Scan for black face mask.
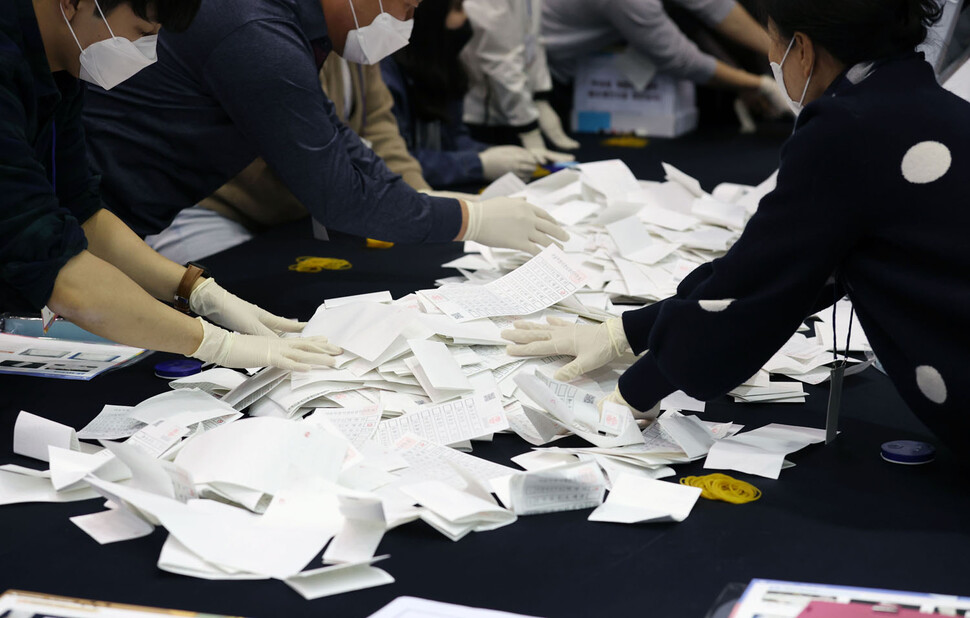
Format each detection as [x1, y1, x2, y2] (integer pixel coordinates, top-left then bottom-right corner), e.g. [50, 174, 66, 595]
[444, 20, 473, 55]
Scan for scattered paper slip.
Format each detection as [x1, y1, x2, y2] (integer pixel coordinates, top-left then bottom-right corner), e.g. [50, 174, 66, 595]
[588, 475, 701, 524]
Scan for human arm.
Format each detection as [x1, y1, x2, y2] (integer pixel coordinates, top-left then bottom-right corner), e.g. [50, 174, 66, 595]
[616, 111, 863, 411]
[357, 63, 432, 192]
[80, 208, 305, 336]
[46, 251, 339, 369]
[463, 0, 540, 130]
[503, 316, 631, 381]
[202, 21, 461, 243]
[606, 0, 734, 85]
[713, 2, 770, 56]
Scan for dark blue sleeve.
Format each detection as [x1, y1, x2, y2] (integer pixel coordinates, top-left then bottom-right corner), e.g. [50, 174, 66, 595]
[617, 109, 865, 411]
[53, 82, 103, 225]
[0, 71, 89, 309]
[445, 99, 488, 154]
[202, 21, 461, 243]
[413, 147, 485, 188]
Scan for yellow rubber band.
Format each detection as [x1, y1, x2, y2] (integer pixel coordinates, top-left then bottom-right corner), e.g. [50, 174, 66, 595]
[679, 473, 761, 504]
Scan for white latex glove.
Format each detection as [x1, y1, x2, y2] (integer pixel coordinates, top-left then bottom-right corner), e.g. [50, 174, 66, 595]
[478, 146, 538, 182]
[463, 197, 569, 255]
[536, 100, 580, 150]
[190, 318, 341, 371]
[502, 316, 630, 382]
[189, 278, 304, 337]
[757, 74, 795, 118]
[518, 128, 576, 165]
[597, 385, 661, 422]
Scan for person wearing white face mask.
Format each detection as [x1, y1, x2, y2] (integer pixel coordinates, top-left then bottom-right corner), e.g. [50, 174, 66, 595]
[0, 0, 344, 372]
[504, 0, 970, 463]
[81, 0, 568, 268]
[61, 0, 158, 90]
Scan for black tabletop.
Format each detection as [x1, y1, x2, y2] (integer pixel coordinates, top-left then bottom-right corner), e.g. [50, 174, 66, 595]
[2, 132, 968, 618]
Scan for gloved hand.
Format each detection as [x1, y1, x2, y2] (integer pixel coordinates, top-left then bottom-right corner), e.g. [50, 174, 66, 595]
[190, 318, 342, 371]
[189, 278, 304, 337]
[518, 128, 576, 165]
[757, 74, 795, 118]
[463, 197, 569, 255]
[536, 100, 580, 150]
[502, 316, 630, 382]
[597, 385, 661, 421]
[478, 146, 538, 182]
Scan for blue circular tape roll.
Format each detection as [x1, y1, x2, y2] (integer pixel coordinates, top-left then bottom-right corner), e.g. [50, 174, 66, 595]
[881, 440, 936, 465]
[155, 359, 203, 380]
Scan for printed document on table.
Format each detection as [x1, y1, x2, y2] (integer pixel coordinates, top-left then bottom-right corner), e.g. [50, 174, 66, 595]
[424, 246, 588, 322]
[704, 423, 826, 479]
[0, 332, 146, 380]
[376, 391, 508, 447]
[390, 433, 517, 489]
[513, 370, 644, 449]
[508, 461, 607, 515]
[303, 302, 416, 362]
[588, 474, 701, 524]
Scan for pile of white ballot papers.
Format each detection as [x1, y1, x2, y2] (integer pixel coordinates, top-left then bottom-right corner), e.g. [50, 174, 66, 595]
[1, 160, 861, 600]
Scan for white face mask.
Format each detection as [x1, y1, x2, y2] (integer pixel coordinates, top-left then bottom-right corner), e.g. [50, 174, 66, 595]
[342, 0, 413, 65]
[770, 37, 813, 116]
[61, 0, 157, 90]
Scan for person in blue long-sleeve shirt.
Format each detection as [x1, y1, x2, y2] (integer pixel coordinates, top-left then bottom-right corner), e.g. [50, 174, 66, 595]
[381, 0, 539, 189]
[81, 0, 566, 256]
[504, 0, 970, 459]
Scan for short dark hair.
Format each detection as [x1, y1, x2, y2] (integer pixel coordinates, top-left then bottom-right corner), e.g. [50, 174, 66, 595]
[761, 0, 943, 66]
[99, 0, 201, 32]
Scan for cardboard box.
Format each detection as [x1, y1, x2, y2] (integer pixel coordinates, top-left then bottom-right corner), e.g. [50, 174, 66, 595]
[571, 51, 698, 138]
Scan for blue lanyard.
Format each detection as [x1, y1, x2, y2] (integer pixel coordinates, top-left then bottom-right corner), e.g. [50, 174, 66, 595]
[51, 120, 57, 192]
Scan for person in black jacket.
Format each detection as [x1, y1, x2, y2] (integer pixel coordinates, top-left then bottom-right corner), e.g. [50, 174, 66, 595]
[0, 0, 339, 371]
[505, 0, 970, 456]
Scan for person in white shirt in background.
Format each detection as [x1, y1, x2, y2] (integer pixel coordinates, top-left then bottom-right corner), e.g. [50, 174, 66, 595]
[460, 0, 580, 163]
[541, 0, 791, 117]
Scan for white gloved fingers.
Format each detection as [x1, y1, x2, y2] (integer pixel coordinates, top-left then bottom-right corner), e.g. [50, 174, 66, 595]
[282, 345, 337, 369]
[542, 150, 576, 163]
[528, 150, 551, 165]
[296, 334, 342, 352]
[512, 320, 556, 331]
[537, 100, 581, 150]
[259, 313, 307, 334]
[553, 359, 587, 382]
[291, 338, 343, 356]
[272, 356, 313, 372]
[534, 218, 569, 242]
[506, 340, 562, 357]
[547, 133, 580, 150]
[513, 161, 537, 180]
[545, 316, 573, 327]
[529, 205, 557, 223]
[528, 231, 554, 249]
[501, 328, 552, 344]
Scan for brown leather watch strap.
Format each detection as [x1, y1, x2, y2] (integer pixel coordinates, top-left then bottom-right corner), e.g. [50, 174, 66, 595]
[174, 264, 206, 313]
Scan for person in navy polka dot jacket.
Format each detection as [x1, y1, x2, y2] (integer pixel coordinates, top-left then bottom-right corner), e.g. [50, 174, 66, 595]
[504, 0, 970, 456]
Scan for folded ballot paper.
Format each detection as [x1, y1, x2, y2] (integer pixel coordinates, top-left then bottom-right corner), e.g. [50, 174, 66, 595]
[0, 160, 865, 601]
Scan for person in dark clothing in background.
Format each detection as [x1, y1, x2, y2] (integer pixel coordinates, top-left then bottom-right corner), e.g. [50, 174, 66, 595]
[0, 0, 340, 371]
[505, 0, 970, 459]
[382, 0, 538, 188]
[81, 0, 567, 258]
